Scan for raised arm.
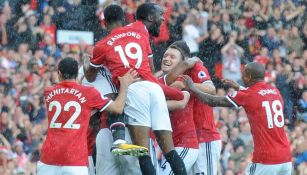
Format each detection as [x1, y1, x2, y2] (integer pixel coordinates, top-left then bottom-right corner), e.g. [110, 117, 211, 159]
[83, 54, 99, 82]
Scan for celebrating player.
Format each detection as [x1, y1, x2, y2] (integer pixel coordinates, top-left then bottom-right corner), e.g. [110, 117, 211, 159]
[37, 57, 138, 175]
[183, 62, 292, 175]
[158, 41, 199, 174]
[163, 41, 221, 175]
[85, 3, 188, 175]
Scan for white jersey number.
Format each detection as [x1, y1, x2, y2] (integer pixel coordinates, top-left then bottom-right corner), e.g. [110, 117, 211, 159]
[114, 42, 143, 69]
[262, 100, 284, 129]
[49, 101, 81, 129]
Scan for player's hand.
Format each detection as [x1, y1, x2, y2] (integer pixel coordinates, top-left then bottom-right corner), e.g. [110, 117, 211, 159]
[185, 56, 202, 69]
[182, 75, 196, 90]
[222, 79, 240, 91]
[118, 69, 140, 87]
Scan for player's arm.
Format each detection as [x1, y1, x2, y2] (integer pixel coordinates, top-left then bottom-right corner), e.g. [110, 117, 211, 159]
[83, 54, 99, 82]
[104, 69, 139, 114]
[165, 57, 202, 85]
[148, 54, 155, 73]
[183, 75, 233, 107]
[194, 81, 216, 95]
[167, 91, 190, 111]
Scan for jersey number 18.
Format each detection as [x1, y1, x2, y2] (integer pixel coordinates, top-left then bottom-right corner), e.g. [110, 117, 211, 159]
[262, 100, 284, 129]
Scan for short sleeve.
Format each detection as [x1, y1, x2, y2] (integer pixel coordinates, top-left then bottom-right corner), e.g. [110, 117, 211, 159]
[90, 45, 105, 68]
[190, 63, 211, 83]
[226, 90, 248, 109]
[87, 87, 113, 112]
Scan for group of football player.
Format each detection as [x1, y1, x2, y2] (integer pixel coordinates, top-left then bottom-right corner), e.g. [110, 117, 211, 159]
[37, 2, 293, 175]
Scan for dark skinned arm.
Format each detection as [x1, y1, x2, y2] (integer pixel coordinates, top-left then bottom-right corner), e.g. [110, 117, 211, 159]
[83, 55, 99, 82]
[183, 75, 233, 107]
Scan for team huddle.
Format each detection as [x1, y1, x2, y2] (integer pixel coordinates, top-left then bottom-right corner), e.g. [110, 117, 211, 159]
[37, 2, 292, 175]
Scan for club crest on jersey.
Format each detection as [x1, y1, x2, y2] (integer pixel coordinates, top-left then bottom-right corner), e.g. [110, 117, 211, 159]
[229, 91, 238, 98]
[198, 71, 207, 79]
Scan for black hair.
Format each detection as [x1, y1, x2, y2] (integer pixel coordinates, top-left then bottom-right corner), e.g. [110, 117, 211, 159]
[58, 57, 78, 80]
[104, 4, 124, 23]
[136, 2, 157, 21]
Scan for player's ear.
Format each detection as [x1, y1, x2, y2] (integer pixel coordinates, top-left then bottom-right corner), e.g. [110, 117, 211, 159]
[58, 71, 63, 81]
[147, 14, 154, 22]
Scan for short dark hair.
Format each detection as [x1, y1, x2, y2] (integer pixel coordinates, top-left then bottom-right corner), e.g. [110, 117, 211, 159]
[58, 57, 78, 80]
[168, 41, 191, 59]
[104, 4, 124, 23]
[136, 3, 156, 21]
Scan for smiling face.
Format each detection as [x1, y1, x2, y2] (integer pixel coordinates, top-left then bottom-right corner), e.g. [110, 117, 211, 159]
[161, 48, 183, 73]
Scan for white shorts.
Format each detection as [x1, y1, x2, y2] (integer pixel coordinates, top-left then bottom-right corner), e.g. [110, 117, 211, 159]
[88, 156, 95, 175]
[125, 81, 172, 131]
[37, 161, 88, 175]
[191, 140, 222, 175]
[159, 147, 199, 175]
[95, 128, 141, 175]
[245, 162, 292, 175]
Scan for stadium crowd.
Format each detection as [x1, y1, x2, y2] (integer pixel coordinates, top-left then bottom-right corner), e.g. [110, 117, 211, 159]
[0, 0, 306, 174]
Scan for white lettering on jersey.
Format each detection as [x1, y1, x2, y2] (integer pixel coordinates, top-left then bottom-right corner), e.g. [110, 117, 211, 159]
[258, 89, 277, 96]
[107, 32, 141, 46]
[46, 88, 87, 103]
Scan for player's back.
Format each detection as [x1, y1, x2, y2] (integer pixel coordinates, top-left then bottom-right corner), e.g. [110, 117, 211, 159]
[238, 82, 291, 164]
[92, 21, 152, 84]
[41, 81, 109, 166]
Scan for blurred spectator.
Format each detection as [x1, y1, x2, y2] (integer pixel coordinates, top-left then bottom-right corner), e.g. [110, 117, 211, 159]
[287, 26, 305, 56]
[276, 63, 296, 123]
[221, 30, 243, 83]
[297, 91, 307, 122]
[182, 9, 201, 56]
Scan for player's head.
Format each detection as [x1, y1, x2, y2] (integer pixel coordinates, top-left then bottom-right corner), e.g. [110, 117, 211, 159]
[242, 62, 265, 86]
[136, 3, 164, 37]
[104, 4, 125, 31]
[57, 57, 79, 81]
[161, 41, 190, 73]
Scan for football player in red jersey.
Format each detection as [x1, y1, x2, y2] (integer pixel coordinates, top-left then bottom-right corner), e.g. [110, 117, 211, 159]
[85, 3, 188, 175]
[37, 57, 138, 175]
[163, 42, 221, 175]
[183, 62, 292, 175]
[158, 41, 199, 174]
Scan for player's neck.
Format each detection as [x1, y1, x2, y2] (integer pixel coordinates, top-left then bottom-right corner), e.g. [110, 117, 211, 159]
[106, 23, 122, 33]
[248, 79, 263, 87]
[60, 79, 76, 83]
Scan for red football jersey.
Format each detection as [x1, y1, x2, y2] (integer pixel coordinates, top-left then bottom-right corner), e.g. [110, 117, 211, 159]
[90, 21, 183, 101]
[41, 81, 112, 166]
[189, 63, 221, 143]
[226, 81, 291, 164]
[159, 77, 198, 149]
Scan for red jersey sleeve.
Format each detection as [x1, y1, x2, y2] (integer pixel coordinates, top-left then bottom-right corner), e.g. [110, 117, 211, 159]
[226, 89, 248, 109]
[90, 45, 105, 68]
[190, 63, 211, 83]
[87, 87, 112, 112]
